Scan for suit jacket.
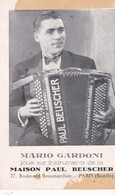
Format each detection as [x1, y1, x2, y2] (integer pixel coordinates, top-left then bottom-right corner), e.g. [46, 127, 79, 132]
[9, 50, 96, 145]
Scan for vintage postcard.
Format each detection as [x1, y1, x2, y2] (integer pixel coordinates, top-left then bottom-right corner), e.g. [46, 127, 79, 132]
[0, 0, 115, 191]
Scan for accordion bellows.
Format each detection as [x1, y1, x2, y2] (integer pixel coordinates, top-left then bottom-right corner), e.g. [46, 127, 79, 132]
[33, 68, 111, 145]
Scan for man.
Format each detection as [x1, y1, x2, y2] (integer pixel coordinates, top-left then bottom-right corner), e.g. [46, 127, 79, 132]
[10, 10, 97, 146]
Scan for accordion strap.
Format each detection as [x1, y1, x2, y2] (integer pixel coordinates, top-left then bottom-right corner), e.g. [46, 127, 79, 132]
[12, 75, 33, 90]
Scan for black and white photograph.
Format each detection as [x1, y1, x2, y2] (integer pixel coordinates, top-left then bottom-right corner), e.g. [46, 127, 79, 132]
[9, 10, 115, 146]
[1, 0, 115, 190]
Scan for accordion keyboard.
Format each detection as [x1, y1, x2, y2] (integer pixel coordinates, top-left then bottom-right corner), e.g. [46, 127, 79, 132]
[33, 74, 49, 138]
[91, 80, 108, 143]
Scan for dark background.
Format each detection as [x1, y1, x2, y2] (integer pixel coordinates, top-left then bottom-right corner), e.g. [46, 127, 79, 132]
[9, 10, 115, 145]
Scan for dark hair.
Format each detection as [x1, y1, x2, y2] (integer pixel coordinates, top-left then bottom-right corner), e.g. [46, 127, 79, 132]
[33, 11, 61, 32]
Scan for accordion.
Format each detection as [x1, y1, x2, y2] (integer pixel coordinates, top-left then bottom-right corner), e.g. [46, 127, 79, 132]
[33, 68, 111, 145]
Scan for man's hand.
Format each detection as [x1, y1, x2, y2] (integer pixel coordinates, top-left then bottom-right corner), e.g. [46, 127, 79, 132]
[19, 98, 42, 121]
[95, 107, 115, 126]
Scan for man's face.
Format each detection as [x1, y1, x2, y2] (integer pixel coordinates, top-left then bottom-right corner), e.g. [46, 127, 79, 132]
[34, 18, 66, 57]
